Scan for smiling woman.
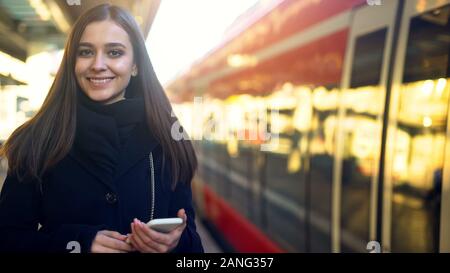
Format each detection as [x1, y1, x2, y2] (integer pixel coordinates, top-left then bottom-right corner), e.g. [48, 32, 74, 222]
[75, 20, 137, 104]
[0, 4, 203, 253]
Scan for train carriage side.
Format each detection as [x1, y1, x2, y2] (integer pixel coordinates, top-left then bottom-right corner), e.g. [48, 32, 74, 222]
[170, 0, 450, 253]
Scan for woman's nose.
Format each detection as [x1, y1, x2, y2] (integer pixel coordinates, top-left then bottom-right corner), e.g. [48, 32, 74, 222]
[91, 54, 107, 71]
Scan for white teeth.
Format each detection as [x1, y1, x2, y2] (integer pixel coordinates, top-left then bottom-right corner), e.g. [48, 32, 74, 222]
[89, 78, 113, 84]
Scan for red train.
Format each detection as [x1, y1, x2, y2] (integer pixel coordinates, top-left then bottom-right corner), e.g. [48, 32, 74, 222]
[168, 0, 450, 252]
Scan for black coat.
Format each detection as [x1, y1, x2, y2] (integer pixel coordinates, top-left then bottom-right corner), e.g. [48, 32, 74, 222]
[0, 100, 204, 253]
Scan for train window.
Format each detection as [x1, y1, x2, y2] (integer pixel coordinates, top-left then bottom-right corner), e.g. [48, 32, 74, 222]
[403, 6, 450, 83]
[390, 4, 450, 252]
[341, 28, 388, 252]
[350, 28, 387, 88]
[306, 85, 340, 252]
[263, 84, 310, 252]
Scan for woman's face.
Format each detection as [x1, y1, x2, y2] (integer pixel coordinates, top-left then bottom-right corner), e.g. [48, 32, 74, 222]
[75, 20, 136, 105]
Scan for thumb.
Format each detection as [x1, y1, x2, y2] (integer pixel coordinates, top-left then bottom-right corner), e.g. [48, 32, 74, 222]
[177, 208, 187, 222]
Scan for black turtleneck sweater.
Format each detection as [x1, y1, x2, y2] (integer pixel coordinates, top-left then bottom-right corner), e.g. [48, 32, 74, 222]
[73, 91, 146, 182]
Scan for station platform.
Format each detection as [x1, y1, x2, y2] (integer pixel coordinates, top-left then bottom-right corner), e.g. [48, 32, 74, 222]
[195, 218, 223, 253]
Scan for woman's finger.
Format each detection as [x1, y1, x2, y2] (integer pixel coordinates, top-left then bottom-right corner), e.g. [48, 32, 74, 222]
[98, 232, 135, 252]
[131, 222, 158, 253]
[134, 220, 166, 250]
[177, 208, 187, 221]
[101, 230, 128, 241]
[91, 243, 126, 253]
[138, 220, 180, 252]
[175, 209, 188, 232]
[101, 230, 134, 250]
[139, 221, 172, 245]
[130, 222, 148, 251]
[136, 220, 172, 252]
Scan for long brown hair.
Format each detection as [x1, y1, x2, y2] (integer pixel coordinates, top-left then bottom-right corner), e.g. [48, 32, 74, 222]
[0, 4, 197, 188]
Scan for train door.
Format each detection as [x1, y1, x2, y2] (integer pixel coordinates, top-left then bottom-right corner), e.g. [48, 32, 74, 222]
[383, 0, 450, 253]
[333, 0, 400, 252]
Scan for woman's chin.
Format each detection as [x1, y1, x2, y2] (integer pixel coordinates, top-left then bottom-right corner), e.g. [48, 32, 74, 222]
[85, 91, 122, 104]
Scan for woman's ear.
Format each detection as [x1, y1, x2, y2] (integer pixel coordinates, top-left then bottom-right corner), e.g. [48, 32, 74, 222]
[132, 65, 138, 77]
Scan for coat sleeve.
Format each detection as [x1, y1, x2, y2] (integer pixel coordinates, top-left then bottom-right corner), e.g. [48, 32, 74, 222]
[168, 177, 204, 253]
[0, 175, 105, 253]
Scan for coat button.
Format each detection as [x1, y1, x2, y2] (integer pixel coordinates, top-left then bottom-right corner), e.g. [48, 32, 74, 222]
[105, 193, 117, 204]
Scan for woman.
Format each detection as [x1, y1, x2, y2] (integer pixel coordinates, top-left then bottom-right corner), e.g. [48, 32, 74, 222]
[0, 4, 203, 253]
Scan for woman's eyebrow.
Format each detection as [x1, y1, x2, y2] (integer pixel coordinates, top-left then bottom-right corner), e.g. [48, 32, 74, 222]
[105, 42, 126, 48]
[77, 42, 126, 48]
[78, 42, 93, 48]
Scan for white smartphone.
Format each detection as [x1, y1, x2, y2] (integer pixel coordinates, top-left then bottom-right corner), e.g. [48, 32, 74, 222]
[146, 217, 184, 233]
[126, 217, 184, 243]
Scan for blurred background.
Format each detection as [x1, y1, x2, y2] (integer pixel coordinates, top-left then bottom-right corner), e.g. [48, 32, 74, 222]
[0, 0, 449, 253]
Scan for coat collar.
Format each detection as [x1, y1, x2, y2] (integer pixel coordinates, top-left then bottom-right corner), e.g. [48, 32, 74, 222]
[68, 101, 159, 191]
[114, 120, 159, 179]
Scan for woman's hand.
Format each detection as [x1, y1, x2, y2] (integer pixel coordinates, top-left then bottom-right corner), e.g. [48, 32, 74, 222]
[128, 209, 187, 253]
[90, 230, 136, 253]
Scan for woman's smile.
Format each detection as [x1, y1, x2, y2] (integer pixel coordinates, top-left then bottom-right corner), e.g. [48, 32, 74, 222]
[86, 76, 116, 89]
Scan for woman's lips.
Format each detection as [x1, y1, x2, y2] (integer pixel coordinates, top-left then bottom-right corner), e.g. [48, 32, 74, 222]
[86, 77, 115, 88]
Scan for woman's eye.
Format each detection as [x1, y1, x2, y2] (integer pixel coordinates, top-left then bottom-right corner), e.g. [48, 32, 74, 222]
[78, 49, 93, 57]
[109, 49, 124, 57]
